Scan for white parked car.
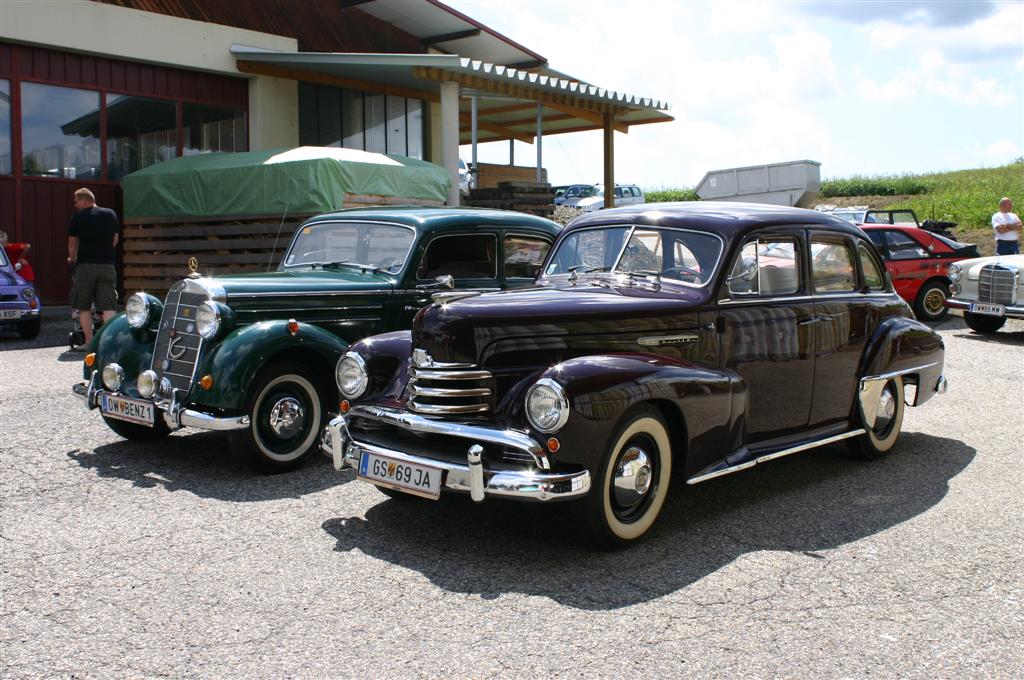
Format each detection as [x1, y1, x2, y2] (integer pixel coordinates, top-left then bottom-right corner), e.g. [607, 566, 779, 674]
[946, 254, 1024, 333]
[576, 184, 645, 212]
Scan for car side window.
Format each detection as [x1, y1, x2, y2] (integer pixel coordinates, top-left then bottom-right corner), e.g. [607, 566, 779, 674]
[504, 234, 551, 279]
[865, 230, 887, 256]
[858, 242, 885, 291]
[884, 230, 929, 260]
[728, 237, 800, 297]
[417, 233, 497, 279]
[811, 237, 857, 293]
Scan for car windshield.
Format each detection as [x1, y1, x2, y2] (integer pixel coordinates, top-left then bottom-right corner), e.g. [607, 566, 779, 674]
[0, 248, 9, 268]
[543, 225, 724, 286]
[282, 221, 415, 272]
[832, 210, 865, 224]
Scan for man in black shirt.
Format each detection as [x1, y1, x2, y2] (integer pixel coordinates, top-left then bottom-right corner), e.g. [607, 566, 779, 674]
[68, 187, 119, 348]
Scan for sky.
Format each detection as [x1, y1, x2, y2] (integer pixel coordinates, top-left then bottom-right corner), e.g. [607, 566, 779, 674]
[448, 0, 1024, 189]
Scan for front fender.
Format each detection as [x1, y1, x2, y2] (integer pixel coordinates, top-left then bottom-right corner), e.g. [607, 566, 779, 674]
[349, 330, 413, 404]
[529, 353, 742, 476]
[860, 316, 945, 406]
[193, 320, 348, 411]
[85, 313, 158, 395]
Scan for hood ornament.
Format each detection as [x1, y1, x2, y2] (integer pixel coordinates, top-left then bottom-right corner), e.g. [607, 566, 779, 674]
[187, 256, 200, 279]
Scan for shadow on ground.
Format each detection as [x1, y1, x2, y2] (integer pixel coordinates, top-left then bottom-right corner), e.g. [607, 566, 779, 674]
[322, 432, 973, 610]
[68, 430, 349, 501]
[929, 312, 1024, 345]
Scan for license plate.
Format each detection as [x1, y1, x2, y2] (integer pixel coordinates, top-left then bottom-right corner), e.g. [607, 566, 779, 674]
[357, 450, 442, 500]
[969, 302, 1005, 317]
[100, 394, 155, 426]
[0, 309, 23, 320]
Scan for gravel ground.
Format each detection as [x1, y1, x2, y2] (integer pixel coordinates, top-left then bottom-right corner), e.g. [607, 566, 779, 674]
[1, 313, 1022, 678]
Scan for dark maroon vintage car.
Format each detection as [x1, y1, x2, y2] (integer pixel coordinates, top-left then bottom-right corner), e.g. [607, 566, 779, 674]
[321, 202, 947, 547]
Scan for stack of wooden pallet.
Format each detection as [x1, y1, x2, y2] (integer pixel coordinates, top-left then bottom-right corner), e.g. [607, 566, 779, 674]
[464, 180, 555, 217]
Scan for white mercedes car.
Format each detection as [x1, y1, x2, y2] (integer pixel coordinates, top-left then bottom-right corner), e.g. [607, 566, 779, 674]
[946, 253, 1024, 333]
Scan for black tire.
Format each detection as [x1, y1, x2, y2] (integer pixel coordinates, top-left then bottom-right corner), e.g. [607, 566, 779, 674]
[578, 406, 673, 549]
[102, 415, 171, 442]
[230, 362, 326, 474]
[963, 312, 1006, 334]
[913, 281, 949, 321]
[850, 376, 905, 460]
[17, 317, 41, 339]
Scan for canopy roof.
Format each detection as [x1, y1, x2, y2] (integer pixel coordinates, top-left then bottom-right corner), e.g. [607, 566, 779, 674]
[122, 147, 450, 219]
[231, 48, 673, 144]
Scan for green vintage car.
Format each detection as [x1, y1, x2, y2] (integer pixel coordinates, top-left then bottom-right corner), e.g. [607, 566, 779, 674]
[72, 207, 561, 471]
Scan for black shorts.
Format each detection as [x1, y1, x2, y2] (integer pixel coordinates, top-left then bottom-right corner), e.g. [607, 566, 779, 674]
[70, 263, 117, 311]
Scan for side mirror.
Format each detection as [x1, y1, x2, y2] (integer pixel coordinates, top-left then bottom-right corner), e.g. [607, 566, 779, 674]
[727, 256, 758, 283]
[436, 274, 454, 289]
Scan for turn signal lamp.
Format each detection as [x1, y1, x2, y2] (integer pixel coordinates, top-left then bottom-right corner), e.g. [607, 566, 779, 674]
[287, 319, 299, 336]
[84, 353, 96, 367]
[339, 399, 351, 414]
[547, 437, 560, 453]
[200, 375, 214, 390]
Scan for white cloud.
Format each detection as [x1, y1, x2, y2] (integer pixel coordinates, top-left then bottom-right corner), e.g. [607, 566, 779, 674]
[981, 139, 1022, 162]
[858, 77, 915, 101]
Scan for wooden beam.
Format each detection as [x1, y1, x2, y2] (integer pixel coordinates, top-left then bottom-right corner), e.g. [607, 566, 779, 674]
[546, 102, 628, 133]
[339, 0, 374, 6]
[237, 61, 440, 102]
[499, 112, 574, 127]
[475, 102, 537, 116]
[421, 28, 481, 46]
[458, 112, 533, 143]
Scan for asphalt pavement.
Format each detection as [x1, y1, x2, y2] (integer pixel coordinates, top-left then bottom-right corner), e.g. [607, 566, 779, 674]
[1, 313, 1021, 678]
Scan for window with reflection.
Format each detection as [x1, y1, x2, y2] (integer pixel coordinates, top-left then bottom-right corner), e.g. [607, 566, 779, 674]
[418, 234, 497, 280]
[183, 104, 245, 155]
[0, 80, 10, 175]
[106, 94, 177, 180]
[883, 230, 929, 260]
[505, 234, 551, 279]
[729, 238, 800, 296]
[298, 83, 424, 158]
[859, 243, 885, 290]
[811, 238, 857, 292]
[21, 82, 101, 178]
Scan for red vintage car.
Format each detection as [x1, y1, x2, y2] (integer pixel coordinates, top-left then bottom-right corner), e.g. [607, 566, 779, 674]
[860, 224, 978, 321]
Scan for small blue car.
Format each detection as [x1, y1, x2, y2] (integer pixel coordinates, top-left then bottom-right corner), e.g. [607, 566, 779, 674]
[0, 247, 41, 339]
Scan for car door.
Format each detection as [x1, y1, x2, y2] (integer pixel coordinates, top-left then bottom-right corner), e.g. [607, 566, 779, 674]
[808, 233, 874, 427]
[879, 229, 932, 302]
[718, 229, 816, 442]
[391, 229, 502, 329]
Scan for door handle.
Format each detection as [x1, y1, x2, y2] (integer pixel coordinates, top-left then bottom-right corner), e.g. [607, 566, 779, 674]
[798, 316, 822, 326]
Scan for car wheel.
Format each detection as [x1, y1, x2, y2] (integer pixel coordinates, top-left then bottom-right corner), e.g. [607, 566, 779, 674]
[102, 415, 171, 442]
[914, 281, 949, 321]
[17, 317, 41, 339]
[231, 363, 325, 473]
[578, 406, 672, 549]
[851, 376, 905, 460]
[963, 312, 1007, 334]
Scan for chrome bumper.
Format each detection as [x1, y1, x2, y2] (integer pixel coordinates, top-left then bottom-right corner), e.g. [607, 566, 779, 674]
[320, 407, 590, 503]
[946, 298, 1024, 318]
[72, 371, 250, 432]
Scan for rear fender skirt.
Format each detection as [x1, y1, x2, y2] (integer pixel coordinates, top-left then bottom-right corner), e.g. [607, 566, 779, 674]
[858, 317, 945, 409]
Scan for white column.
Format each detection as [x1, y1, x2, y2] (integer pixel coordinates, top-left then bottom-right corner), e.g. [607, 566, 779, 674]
[470, 95, 478, 192]
[440, 80, 461, 206]
[536, 104, 543, 182]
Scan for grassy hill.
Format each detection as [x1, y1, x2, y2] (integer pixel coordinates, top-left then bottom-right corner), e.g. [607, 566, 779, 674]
[645, 162, 1023, 235]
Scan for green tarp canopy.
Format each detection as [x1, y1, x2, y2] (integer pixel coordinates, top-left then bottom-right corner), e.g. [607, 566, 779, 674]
[122, 147, 450, 219]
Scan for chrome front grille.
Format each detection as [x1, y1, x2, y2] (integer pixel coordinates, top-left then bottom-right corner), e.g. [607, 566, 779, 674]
[151, 281, 208, 392]
[978, 265, 1017, 304]
[408, 351, 493, 415]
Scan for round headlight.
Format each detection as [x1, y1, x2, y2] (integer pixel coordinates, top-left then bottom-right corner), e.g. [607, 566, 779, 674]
[525, 378, 570, 433]
[137, 369, 158, 398]
[20, 287, 35, 301]
[196, 301, 221, 340]
[948, 263, 961, 282]
[102, 363, 124, 391]
[125, 293, 150, 328]
[336, 352, 368, 399]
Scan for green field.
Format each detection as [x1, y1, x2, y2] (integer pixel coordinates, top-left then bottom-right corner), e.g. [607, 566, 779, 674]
[645, 162, 1023, 232]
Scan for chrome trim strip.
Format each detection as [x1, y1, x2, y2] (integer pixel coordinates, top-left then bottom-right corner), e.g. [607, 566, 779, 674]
[862, 361, 939, 384]
[226, 290, 396, 299]
[859, 362, 942, 421]
[339, 404, 549, 470]
[177, 409, 250, 431]
[411, 349, 474, 369]
[719, 292, 899, 305]
[410, 385, 492, 398]
[323, 423, 587, 502]
[637, 333, 699, 346]
[687, 429, 867, 485]
[406, 402, 490, 415]
[412, 368, 492, 380]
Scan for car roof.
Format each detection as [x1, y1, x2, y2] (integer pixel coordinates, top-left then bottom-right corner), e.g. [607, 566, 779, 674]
[564, 201, 864, 240]
[303, 206, 562, 236]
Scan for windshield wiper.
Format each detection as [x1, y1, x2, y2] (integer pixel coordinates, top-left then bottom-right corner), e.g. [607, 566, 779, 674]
[320, 260, 392, 274]
[567, 264, 610, 284]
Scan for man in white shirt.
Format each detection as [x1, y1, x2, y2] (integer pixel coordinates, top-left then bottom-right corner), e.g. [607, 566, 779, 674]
[992, 197, 1021, 255]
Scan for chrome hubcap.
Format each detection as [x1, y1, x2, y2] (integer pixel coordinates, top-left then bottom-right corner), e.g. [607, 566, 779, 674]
[613, 446, 653, 509]
[268, 397, 305, 438]
[874, 387, 896, 434]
